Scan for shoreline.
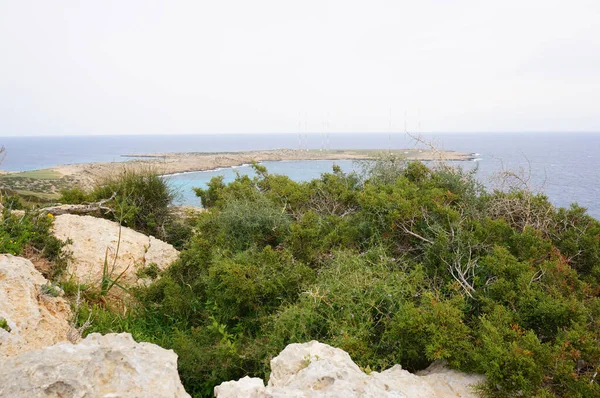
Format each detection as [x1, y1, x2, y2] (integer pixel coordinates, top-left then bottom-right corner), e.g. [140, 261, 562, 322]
[0, 148, 475, 198]
[159, 155, 476, 178]
[53, 148, 475, 179]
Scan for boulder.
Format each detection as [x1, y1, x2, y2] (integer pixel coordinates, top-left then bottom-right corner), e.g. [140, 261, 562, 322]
[215, 341, 485, 398]
[0, 254, 73, 358]
[0, 333, 191, 398]
[52, 214, 179, 286]
[215, 377, 266, 398]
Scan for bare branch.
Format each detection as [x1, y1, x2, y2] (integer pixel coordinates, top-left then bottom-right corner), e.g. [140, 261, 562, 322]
[401, 226, 434, 244]
[39, 192, 117, 216]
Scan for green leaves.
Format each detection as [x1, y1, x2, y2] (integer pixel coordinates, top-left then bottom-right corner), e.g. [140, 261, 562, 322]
[77, 160, 600, 397]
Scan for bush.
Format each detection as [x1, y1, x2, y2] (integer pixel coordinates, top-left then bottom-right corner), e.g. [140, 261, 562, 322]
[90, 166, 176, 240]
[2, 195, 25, 210]
[206, 197, 291, 252]
[58, 187, 91, 204]
[207, 246, 313, 331]
[73, 160, 600, 397]
[0, 210, 69, 277]
[269, 248, 427, 370]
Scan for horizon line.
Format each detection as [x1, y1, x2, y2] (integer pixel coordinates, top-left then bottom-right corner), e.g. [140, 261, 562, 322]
[2, 130, 600, 138]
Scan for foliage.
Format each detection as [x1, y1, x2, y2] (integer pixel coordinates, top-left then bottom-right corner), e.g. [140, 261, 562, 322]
[0, 209, 68, 276]
[58, 187, 91, 204]
[70, 160, 600, 397]
[136, 262, 160, 280]
[0, 317, 10, 332]
[203, 197, 290, 251]
[40, 282, 62, 297]
[2, 194, 25, 210]
[92, 167, 176, 239]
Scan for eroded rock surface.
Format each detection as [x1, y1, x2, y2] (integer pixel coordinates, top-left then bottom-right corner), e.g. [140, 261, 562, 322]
[215, 341, 485, 398]
[52, 214, 179, 286]
[0, 254, 72, 358]
[0, 333, 191, 398]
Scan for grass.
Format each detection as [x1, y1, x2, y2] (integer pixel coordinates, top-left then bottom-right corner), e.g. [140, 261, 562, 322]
[1, 169, 63, 180]
[13, 190, 59, 200]
[0, 168, 72, 203]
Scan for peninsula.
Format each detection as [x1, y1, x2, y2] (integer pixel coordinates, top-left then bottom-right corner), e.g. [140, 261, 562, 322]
[0, 148, 475, 200]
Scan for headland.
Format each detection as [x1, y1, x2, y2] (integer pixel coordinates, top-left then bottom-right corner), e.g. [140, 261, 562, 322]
[0, 148, 475, 201]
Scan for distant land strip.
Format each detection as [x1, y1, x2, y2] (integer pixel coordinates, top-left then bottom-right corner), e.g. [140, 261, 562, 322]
[118, 148, 475, 172]
[0, 148, 475, 199]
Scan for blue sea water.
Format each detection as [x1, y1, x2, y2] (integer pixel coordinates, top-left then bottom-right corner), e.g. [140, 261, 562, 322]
[1, 133, 599, 218]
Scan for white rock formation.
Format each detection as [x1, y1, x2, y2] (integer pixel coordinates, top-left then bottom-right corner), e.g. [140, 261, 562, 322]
[0, 254, 73, 358]
[52, 214, 179, 286]
[216, 377, 267, 398]
[0, 333, 191, 398]
[214, 341, 485, 398]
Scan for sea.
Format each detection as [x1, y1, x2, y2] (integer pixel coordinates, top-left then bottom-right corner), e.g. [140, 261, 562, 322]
[1, 133, 599, 219]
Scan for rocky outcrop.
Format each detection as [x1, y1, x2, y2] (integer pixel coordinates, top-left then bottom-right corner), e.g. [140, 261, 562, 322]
[0, 332, 191, 398]
[0, 254, 73, 358]
[52, 214, 179, 286]
[215, 341, 485, 398]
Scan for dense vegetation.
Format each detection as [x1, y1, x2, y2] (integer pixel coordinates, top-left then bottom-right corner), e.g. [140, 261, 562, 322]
[4, 157, 600, 397]
[69, 159, 600, 397]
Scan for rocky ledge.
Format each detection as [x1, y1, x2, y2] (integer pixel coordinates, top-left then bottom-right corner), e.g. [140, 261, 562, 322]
[215, 341, 485, 398]
[0, 333, 190, 398]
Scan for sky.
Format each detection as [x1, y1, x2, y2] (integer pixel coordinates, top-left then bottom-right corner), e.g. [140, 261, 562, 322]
[1, 0, 599, 136]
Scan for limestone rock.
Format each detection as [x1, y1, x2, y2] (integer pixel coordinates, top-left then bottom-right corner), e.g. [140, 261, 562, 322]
[0, 332, 191, 398]
[214, 377, 266, 398]
[52, 214, 179, 286]
[0, 254, 72, 358]
[215, 341, 485, 398]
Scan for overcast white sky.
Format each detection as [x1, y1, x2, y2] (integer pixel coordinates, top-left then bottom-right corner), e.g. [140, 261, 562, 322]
[1, 0, 599, 136]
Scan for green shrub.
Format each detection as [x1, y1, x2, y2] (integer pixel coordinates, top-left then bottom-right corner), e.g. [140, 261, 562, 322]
[90, 166, 176, 240]
[0, 209, 69, 280]
[207, 246, 313, 331]
[163, 219, 195, 251]
[382, 294, 473, 371]
[269, 248, 427, 370]
[58, 187, 91, 204]
[136, 263, 160, 280]
[194, 175, 226, 208]
[356, 153, 407, 185]
[135, 236, 214, 328]
[470, 305, 551, 397]
[208, 197, 290, 252]
[0, 211, 67, 265]
[2, 195, 24, 210]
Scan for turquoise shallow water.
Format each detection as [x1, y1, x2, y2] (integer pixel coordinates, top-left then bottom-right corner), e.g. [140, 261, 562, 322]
[167, 159, 359, 207]
[1, 133, 599, 218]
